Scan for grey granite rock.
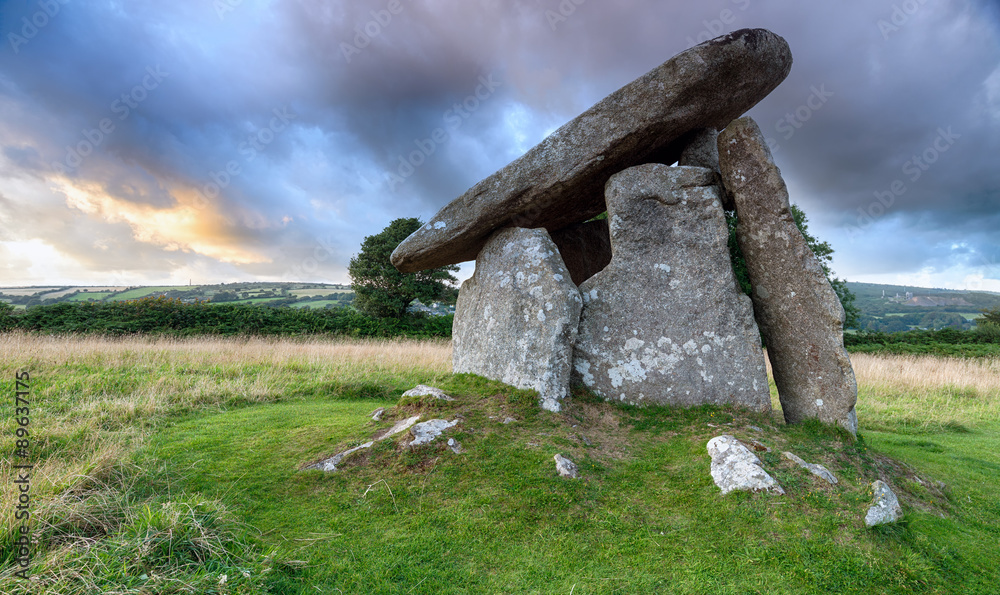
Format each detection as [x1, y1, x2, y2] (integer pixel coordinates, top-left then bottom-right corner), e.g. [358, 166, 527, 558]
[453, 227, 582, 412]
[554, 454, 579, 479]
[305, 442, 374, 472]
[549, 219, 612, 286]
[717, 117, 859, 435]
[391, 29, 793, 273]
[375, 415, 422, 441]
[865, 480, 903, 526]
[707, 435, 784, 495]
[409, 419, 459, 446]
[572, 164, 770, 410]
[401, 385, 454, 401]
[782, 451, 838, 484]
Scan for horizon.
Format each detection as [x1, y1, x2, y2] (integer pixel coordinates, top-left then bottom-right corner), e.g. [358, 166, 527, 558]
[1, 1, 998, 291]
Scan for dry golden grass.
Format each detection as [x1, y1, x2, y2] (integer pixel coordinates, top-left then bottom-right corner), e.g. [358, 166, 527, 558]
[850, 352, 1000, 428]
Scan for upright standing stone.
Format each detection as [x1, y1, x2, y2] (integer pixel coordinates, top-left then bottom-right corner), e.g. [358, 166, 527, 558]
[572, 164, 770, 411]
[717, 117, 859, 435]
[453, 227, 582, 412]
[391, 29, 793, 273]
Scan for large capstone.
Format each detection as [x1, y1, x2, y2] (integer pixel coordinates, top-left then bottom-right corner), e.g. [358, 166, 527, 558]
[717, 117, 859, 435]
[453, 227, 583, 412]
[391, 29, 793, 273]
[572, 164, 771, 411]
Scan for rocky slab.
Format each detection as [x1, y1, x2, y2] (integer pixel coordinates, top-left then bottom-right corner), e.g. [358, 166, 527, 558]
[707, 435, 784, 495]
[453, 227, 582, 412]
[865, 480, 903, 526]
[391, 29, 793, 273]
[717, 117, 859, 435]
[782, 451, 838, 485]
[572, 164, 770, 410]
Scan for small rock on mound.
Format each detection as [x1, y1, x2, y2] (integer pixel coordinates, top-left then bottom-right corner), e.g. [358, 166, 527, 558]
[402, 385, 454, 401]
[409, 419, 459, 446]
[865, 480, 903, 527]
[707, 435, 784, 495]
[782, 451, 838, 485]
[554, 454, 579, 479]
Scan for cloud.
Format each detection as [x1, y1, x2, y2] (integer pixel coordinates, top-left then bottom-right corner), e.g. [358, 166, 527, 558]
[0, 0, 997, 289]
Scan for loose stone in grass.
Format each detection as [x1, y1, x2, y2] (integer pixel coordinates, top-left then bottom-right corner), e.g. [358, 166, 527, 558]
[371, 407, 386, 421]
[782, 451, 838, 485]
[376, 415, 422, 441]
[706, 435, 784, 495]
[865, 480, 903, 527]
[554, 454, 579, 479]
[409, 419, 459, 446]
[447, 438, 463, 454]
[402, 385, 454, 401]
[305, 442, 374, 472]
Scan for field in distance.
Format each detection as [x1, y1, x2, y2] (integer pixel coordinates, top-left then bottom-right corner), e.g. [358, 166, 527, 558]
[0, 282, 355, 310]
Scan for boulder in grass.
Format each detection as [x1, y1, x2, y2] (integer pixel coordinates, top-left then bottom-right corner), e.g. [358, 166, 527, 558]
[707, 435, 784, 495]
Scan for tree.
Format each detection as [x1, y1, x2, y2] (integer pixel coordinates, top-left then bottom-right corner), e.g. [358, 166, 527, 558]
[349, 218, 459, 319]
[727, 204, 860, 328]
[982, 306, 1000, 326]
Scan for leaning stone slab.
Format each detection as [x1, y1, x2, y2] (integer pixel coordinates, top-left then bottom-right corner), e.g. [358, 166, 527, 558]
[707, 435, 784, 495]
[572, 164, 770, 411]
[375, 415, 422, 441]
[865, 480, 903, 526]
[409, 419, 459, 446]
[305, 442, 374, 472]
[401, 385, 454, 401]
[453, 227, 582, 412]
[391, 29, 793, 273]
[717, 117, 859, 435]
[782, 451, 838, 485]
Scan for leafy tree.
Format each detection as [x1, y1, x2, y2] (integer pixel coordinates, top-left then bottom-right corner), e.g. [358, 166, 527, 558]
[727, 204, 860, 328]
[349, 218, 459, 319]
[0, 302, 13, 330]
[982, 306, 1000, 326]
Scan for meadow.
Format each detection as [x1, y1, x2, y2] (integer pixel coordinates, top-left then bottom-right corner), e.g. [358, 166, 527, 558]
[1, 333, 998, 593]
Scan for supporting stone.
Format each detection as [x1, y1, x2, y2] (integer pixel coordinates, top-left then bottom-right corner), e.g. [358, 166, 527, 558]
[391, 29, 793, 273]
[717, 116, 859, 435]
[572, 164, 771, 411]
[453, 227, 582, 412]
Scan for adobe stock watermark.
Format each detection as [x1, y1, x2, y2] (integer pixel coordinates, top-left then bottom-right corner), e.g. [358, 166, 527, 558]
[51, 65, 169, 174]
[685, 0, 751, 47]
[5, 0, 70, 55]
[385, 74, 502, 192]
[846, 126, 960, 241]
[340, 0, 409, 63]
[877, 0, 929, 41]
[764, 84, 834, 154]
[545, 0, 588, 31]
[195, 106, 296, 208]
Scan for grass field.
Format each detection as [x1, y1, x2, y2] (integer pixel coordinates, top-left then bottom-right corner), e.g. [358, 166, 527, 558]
[65, 292, 114, 302]
[1, 334, 998, 593]
[289, 300, 343, 309]
[107, 287, 190, 301]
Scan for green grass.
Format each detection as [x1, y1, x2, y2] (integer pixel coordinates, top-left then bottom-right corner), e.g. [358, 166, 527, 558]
[65, 292, 113, 301]
[107, 287, 188, 301]
[2, 336, 999, 593]
[289, 300, 343, 309]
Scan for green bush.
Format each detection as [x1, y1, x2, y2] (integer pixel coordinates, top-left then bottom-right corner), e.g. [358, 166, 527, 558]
[3, 297, 453, 339]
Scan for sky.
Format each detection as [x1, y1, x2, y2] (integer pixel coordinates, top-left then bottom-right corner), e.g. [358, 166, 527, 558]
[0, 0, 998, 291]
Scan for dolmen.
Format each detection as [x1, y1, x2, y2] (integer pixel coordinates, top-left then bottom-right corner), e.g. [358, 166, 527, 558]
[390, 29, 859, 434]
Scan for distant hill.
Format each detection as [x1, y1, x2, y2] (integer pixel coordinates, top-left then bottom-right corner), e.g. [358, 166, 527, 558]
[845, 282, 1000, 332]
[0, 282, 356, 311]
[0, 282, 457, 317]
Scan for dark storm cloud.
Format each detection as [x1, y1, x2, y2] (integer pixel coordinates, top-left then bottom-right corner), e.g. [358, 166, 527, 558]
[0, 0, 997, 284]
